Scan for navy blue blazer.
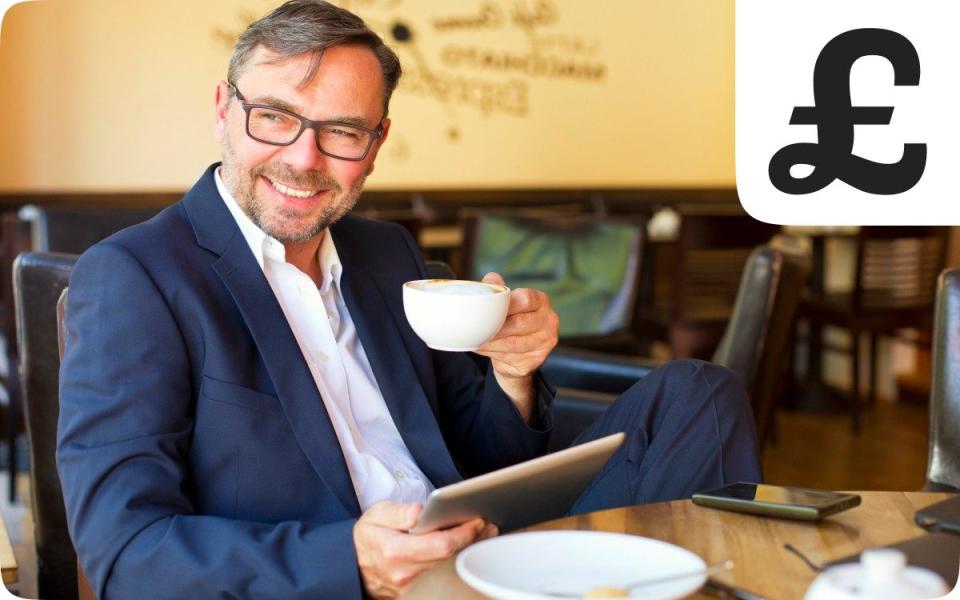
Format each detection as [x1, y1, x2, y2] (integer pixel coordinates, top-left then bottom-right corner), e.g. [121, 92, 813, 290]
[57, 165, 553, 599]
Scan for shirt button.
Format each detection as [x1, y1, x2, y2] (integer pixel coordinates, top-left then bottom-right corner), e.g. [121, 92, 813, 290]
[394, 469, 406, 479]
[315, 352, 328, 363]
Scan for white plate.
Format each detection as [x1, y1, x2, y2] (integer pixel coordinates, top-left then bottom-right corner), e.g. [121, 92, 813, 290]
[455, 530, 707, 600]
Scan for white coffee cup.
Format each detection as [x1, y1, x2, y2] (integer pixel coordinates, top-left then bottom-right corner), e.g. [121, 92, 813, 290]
[403, 279, 510, 351]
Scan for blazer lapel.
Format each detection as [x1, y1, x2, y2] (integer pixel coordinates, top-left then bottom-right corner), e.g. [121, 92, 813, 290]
[335, 232, 463, 489]
[184, 167, 361, 516]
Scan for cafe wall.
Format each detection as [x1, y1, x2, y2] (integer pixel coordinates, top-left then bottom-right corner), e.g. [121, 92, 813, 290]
[0, 0, 734, 192]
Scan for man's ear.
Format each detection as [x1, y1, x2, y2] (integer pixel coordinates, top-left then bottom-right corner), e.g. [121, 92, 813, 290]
[213, 81, 231, 142]
[377, 117, 392, 146]
[365, 117, 391, 176]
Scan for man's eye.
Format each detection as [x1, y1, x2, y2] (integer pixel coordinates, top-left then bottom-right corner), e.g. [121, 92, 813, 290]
[253, 109, 295, 126]
[330, 127, 360, 139]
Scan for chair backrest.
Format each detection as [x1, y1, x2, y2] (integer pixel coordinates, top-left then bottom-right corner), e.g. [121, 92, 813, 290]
[18, 204, 160, 254]
[854, 226, 949, 311]
[56, 288, 98, 600]
[542, 245, 809, 451]
[424, 260, 455, 280]
[926, 267, 960, 490]
[671, 213, 780, 325]
[13, 251, 79, 600]
[712, 246, 810, 446]
[464, 211, 645, 339]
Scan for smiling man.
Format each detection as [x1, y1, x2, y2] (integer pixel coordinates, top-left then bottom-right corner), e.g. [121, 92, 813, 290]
[57, 2, 762, 599]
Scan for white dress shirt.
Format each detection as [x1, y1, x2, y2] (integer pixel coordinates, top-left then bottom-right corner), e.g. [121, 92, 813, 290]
[215, 169, 434, 511]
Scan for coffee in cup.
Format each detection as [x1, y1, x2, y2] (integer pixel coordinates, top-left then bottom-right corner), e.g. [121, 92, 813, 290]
[403, 279, 510, 351]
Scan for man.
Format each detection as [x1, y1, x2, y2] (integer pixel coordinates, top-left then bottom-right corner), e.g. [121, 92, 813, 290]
[57, 2, 762, 598]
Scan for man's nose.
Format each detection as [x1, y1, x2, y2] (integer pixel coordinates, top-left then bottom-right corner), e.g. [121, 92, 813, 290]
[280, 127, 327, 172]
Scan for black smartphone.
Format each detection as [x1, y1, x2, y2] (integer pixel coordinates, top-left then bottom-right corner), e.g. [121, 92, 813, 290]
[691, 482, 861, 520]
[915, 495, 960, 534]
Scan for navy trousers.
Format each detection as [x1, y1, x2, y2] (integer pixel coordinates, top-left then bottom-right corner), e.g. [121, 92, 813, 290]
[568, 359, 763, 514]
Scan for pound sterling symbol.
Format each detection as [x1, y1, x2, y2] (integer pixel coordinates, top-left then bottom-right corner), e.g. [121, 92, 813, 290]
[769, 28, 926, 196]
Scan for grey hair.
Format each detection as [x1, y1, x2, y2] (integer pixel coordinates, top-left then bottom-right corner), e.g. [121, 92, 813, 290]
[227, 0, 402, 116]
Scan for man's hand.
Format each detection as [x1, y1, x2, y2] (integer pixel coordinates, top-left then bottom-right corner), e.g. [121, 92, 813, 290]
[354, 501, 498, 599]
[474, 272, 560, 422]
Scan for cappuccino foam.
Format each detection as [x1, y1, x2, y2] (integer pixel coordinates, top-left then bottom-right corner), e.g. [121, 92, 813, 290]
[410, 280, 502, 295]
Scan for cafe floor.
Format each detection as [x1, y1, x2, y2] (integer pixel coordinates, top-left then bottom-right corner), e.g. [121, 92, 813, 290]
[0, 400, 929, 598]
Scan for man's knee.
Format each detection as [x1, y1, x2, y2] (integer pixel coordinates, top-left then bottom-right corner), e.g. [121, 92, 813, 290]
[627, 359, 752, 419]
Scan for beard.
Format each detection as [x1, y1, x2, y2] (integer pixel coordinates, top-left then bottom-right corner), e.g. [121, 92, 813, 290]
[220, 130, 366, 244]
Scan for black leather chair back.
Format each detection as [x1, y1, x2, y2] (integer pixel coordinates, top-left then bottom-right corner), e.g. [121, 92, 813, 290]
[712, 246, 809, 445]
[926, 267, 960, 491]
[19, 204, 160, 254]
[543, 245, 808, 450]
[13, 251, 79, 600]
[424, 260, 455, 280]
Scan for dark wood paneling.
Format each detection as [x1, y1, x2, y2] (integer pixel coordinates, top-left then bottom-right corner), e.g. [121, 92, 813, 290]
[0, 187, 741, 221]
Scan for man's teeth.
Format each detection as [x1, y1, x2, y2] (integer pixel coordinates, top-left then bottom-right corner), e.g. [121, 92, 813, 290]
[269, 179, 318, 198]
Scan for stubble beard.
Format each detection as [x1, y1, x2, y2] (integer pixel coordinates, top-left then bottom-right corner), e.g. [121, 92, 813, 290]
[220, 132, 366, 244]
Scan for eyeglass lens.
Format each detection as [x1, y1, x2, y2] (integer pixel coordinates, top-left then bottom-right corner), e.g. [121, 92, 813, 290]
[247, 106, 373, 160]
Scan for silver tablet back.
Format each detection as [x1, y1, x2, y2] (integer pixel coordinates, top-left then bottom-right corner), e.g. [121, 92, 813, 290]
[412, 432, 626, 534]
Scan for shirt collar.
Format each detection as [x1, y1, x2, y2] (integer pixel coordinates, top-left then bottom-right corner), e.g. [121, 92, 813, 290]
[215, 167, 273, 269]
[317, 225, 343, 296]
[214, 167, 343, 295]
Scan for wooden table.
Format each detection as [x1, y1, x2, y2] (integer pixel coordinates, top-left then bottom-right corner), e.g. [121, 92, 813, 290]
[404, 491, 950, 599]
[0, 505, 18, 585]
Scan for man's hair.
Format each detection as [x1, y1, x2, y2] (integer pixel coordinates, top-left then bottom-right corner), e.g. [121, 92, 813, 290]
[227, 0, 401, 116]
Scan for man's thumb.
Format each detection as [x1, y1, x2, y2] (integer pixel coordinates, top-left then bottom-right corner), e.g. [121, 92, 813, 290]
[482, 272, 506, 287]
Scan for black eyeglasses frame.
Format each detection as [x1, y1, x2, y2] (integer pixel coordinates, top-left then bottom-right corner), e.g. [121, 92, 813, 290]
[225, 81, 384, 162]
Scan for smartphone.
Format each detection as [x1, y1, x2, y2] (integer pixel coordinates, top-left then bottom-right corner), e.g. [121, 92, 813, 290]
[691, 482, 861, 520]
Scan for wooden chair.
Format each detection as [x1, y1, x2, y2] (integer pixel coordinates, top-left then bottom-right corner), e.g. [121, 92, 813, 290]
[796, 226, 948, 432]
[638, 212, 779, 359]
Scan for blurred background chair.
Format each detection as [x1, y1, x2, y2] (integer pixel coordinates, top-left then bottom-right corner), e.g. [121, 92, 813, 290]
[924, 267, 960, 492]
[544, 245, 810, 452]
[1, 204, 160, 501]
[636, 211, 780, 359]
[795, 226, 948, 432]
[16, 204, 161, 255]
[461, 210, 646, 354]
[13, 251, 79, 600]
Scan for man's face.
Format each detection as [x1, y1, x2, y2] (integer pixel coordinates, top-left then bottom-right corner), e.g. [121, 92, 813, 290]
[214, 44, 390, 244]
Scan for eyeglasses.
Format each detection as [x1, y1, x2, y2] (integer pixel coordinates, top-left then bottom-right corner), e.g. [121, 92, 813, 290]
[226, 81, 383, 161]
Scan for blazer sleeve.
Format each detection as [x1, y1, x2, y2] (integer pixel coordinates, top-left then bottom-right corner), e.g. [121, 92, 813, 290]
[396, 226, 556, 476]
[57, 242, 363, 600]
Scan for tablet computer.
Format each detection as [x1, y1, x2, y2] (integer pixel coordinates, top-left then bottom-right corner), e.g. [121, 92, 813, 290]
[410, 432, 625, 534]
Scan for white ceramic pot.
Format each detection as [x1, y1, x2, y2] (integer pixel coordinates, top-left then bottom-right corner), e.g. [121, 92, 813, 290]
[804, 549, 947, 600]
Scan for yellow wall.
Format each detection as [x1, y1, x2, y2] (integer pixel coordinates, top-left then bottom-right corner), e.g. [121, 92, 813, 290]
[0, 0, 734, 192]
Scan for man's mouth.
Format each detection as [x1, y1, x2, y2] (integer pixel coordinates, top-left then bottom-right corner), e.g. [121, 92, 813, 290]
[264, 176, 321, 199]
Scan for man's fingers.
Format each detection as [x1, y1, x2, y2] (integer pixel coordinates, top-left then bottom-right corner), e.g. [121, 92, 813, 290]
[506, 288, 542, 315]
[406, 518, 487, 563]
[493, 311, 543, 339]
[363, 501, 422, 530]
[481, 272, 506, 288]
[479, 523, 499, 540]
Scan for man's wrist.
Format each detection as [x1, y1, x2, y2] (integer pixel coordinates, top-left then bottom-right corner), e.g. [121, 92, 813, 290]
[492, 370, 535, 422]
